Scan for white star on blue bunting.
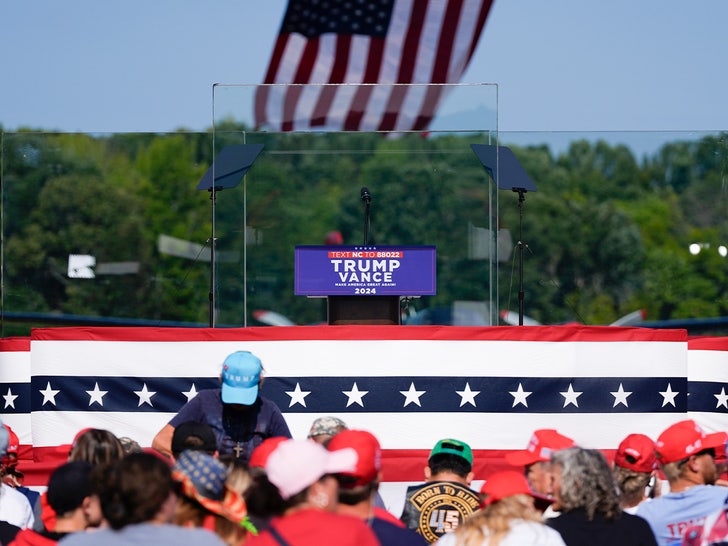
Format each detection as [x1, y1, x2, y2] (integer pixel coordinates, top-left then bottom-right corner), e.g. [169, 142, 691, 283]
[400, 382, 425, 407]
[456, 383, 480, 407]
[86, 382, 108, 406]
[343, 382, 369, 408]
[714, 387, 728, 409]
[610, 383, 632, 407]
[560, 384, 582, 408]
[183, 383, 198, 402]
[134, 383, 156, 407]
[40, 382, 60, 406]
[286, 382, 311, 408]
[659, 383, 679, 407]
[3, 387, 18, 409]
[509, 383, 532, 408]
[17, 374, 703, 415]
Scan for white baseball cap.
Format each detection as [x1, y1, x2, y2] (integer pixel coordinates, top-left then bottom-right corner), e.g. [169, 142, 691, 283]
[265, 439, 357, 500]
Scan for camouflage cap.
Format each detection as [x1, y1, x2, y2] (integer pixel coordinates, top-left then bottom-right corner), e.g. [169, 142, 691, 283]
[308, 416, 348, 438]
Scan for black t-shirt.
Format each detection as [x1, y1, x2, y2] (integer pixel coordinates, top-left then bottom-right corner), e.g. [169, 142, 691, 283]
[0, 521, 21, 545]
[547, 508, 658, 546]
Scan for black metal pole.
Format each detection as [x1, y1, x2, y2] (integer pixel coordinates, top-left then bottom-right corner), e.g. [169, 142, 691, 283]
[516, 189, 526, 326]
[363, 201, 371, 245]
[209, 187, 216, 328]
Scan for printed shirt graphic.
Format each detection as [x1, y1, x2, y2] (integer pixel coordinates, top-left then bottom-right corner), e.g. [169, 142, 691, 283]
[635, 485, 728, 546]
[400, 481, 480, 544]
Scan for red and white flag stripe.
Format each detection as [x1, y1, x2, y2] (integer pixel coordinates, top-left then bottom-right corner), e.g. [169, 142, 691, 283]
[254, 0, 494, 132]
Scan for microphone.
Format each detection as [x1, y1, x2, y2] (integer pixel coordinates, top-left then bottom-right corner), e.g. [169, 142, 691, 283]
[361, 187, 372, 245]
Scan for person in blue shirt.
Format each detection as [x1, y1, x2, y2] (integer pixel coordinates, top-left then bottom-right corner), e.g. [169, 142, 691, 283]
[636, 420, 728, 546]
[152, 351, 291, 464]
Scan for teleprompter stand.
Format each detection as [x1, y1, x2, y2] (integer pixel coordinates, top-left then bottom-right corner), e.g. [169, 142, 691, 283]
[328, 187, 400, 325]
[471, 144, 538, 326]
[197, 143, 264, 327]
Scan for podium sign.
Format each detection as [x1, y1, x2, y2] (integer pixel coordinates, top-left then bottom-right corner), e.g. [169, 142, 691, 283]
[295, 246, 436, 296]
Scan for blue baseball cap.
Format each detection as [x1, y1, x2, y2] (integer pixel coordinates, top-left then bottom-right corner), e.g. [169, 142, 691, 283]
[221, 351, 262, 405]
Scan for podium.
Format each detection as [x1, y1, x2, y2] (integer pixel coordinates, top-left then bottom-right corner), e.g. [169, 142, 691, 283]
[294, 246, 437, 325]
[327, 295, 401, 325]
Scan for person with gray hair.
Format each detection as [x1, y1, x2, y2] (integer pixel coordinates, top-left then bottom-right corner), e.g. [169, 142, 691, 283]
[546, 447, 657, 546]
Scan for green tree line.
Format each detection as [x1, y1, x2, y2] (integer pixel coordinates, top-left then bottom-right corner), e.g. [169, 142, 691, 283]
[1, 127, 727, 335]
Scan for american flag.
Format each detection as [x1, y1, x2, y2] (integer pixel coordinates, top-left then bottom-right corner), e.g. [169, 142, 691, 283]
[3, 325, 728, 511]
[254, 0, 495, 132]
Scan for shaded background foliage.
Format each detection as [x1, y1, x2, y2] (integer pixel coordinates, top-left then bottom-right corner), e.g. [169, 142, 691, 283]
[1, 128, 727, 335]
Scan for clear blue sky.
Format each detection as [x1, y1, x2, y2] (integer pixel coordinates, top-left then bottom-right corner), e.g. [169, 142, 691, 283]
[2, 0, 727, 134]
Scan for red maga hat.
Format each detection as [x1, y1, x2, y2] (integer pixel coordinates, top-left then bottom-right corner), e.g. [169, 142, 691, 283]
[614, 434, 657, 473]
[327, 429, 381, 487]
[4, 425, 19, 454]
[480, 470, 551, 507]
[505, 429, 575, 467]
[655, 420, 728, 464]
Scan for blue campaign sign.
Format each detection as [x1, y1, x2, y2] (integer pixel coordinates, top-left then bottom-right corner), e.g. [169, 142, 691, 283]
[295, 245, 437, 296]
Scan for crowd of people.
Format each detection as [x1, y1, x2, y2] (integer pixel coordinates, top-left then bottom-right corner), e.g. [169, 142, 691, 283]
[1, 350, 728, 546]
